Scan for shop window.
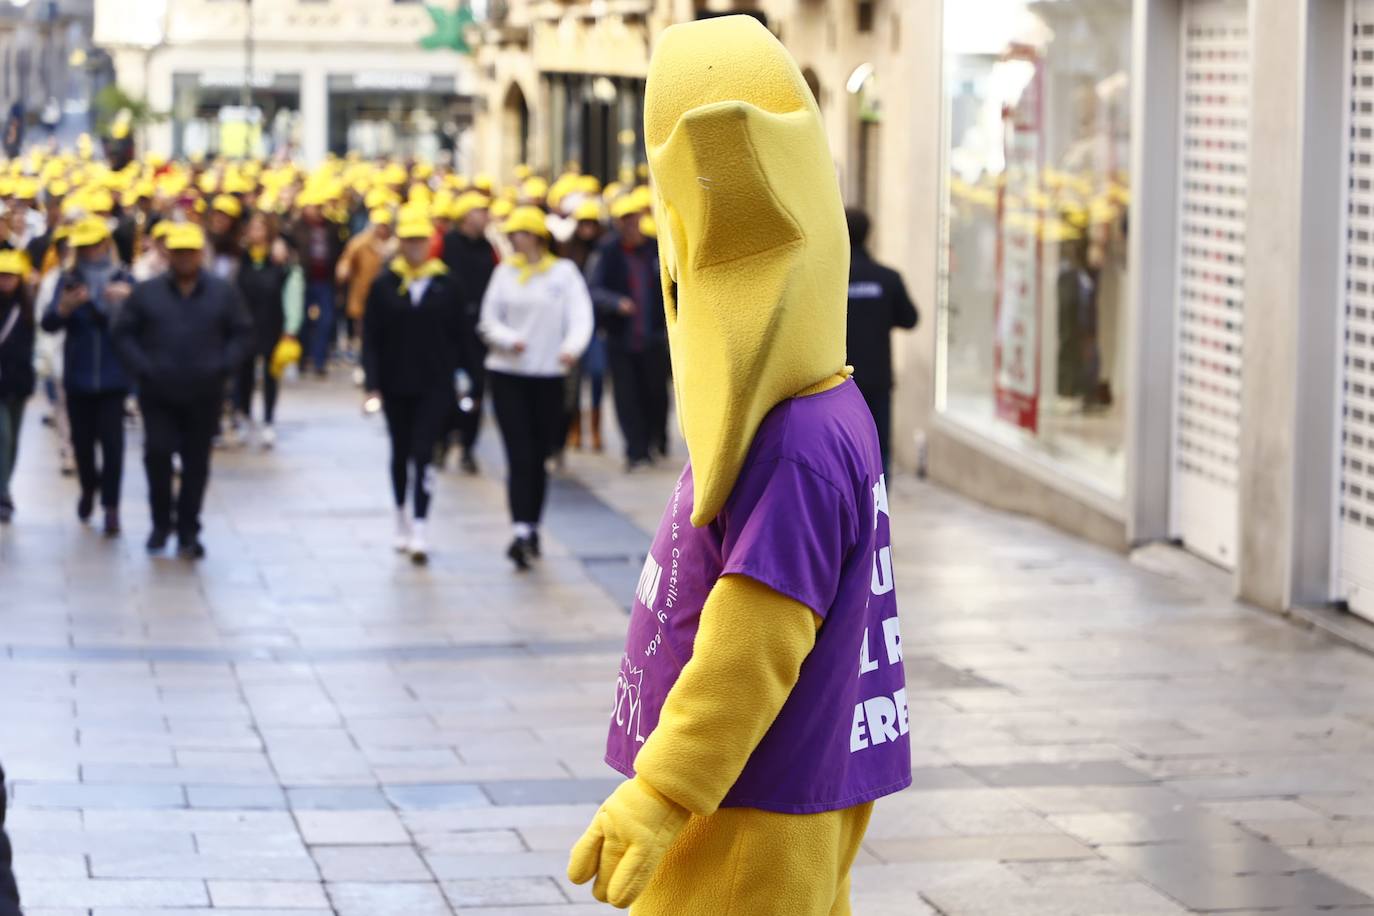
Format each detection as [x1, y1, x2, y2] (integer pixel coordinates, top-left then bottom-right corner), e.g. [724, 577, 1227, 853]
[857, 0, 875, 34]
[938, 0, 1132, 497]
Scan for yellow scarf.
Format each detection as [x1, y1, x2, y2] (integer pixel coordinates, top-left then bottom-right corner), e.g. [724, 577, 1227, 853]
[390, 256, 447, 294]
[249, 244, 269, 267]
[509, 251, 557, 285]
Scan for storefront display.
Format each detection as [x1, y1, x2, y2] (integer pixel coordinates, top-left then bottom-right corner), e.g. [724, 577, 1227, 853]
[172, 72, 301, 160]
[326, 73, 472, 160]
[545, 73, 646, 185]
[938, 0, 1132, 497]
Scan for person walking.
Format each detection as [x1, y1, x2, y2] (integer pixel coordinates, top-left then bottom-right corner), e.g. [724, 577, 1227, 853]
[234, 212, 303, 448]
[586, 196, 668, 470]
[40, 217, 135, 536]
[560, 200, 608, 452]
[440, 191, 498, 474]
[362, 214, 461, 565]
[336, 207, 396, 370]
[291, 194, 344, 376]
[114, 223, 252, 559]
[0, 251, 35, 523]
[479, 206, 593, 570]
[843, 207, 918, 472]
[0, 761, 20, 916]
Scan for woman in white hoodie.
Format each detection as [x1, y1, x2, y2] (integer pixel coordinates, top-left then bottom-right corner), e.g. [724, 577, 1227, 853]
[479, 205, 593, 570]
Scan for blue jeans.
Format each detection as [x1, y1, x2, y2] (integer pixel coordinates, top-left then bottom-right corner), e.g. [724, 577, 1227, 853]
[303, 281, 337, 371]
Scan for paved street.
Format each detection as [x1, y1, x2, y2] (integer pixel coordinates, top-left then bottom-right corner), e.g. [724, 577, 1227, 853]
[4, 377, 1374, 915]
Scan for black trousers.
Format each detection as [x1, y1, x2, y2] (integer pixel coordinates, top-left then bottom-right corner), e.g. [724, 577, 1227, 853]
[857, 383, 892, 475]
[140, 394, 219, 541]
[0, 764, 19, 916]
[382, 391, 450, 520]
[66, 390, 126, 508]
[456, 363, 486, 452]
[234, 354, 279, 424]
[489, 371, 563, 525]
[608, 344, 669, 463]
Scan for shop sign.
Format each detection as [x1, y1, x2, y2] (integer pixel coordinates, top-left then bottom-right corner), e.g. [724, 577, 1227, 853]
[196, 71, 290, 91]
[331, 73, 457, 93]
[993, 45, 1044, 434]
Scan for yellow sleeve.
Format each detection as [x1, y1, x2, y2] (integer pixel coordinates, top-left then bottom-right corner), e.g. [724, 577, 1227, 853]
[632, 574, 820, 817]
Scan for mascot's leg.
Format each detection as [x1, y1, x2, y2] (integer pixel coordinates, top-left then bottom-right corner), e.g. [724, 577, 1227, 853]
[633, 802, 873, 916]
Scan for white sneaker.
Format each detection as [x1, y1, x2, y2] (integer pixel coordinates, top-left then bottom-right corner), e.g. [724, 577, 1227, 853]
[409, 523, 429, 565]
[394, 511, 411, 553]
[260, 424, 276, 449]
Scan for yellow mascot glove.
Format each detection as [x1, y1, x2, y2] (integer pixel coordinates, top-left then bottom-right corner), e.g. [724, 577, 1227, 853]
[567, 775, 691, 909]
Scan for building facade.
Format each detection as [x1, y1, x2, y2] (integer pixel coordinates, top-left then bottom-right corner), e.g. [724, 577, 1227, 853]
[0, 0, 100, 148]
[93, 0, 478, 164]
[891, 0, 1374, 625]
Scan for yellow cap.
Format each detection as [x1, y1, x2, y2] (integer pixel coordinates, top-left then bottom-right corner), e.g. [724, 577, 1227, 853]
[85, 189, 115, 214]
[46, 179, 70, 198]
[382, 162, 408, 186]
[640, 214, 657, 238]
[513, 164, 532, 181]
[396, 217, 435, 240]
[576, 175, 602, 196]
[150, 220, 175, 240]
[270, 336, 302, 380]
[602, 181, 623, 202]
[610, 195, 645, 220]
[520, 176, 549, 200]
[449, 190, 489, 222]
[364, 187, 400, 209]
[369, 207, 394, 226]
[13, 179, 38, 201]
[573, 200, 603, 223]
[212, 194, 243, 219]
[68, 216, 112, 248]
[0, 249, 30, 278]
[473, 173, 494, 193]
[489, 198, 514, 219]
[501, 205, 550, 238]
[413, 161, 434, 180]
[165, 223, 207, 251]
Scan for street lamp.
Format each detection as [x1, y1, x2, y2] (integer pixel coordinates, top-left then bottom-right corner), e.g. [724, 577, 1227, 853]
[241, 0, 253, 158]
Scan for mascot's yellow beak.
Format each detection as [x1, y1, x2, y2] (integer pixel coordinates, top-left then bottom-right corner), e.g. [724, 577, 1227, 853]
[645, 15, 848, 528]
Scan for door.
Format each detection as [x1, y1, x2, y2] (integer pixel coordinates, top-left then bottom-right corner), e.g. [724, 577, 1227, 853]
[1170, 0, 1250, 569]
[1339, 0, 1374, 621]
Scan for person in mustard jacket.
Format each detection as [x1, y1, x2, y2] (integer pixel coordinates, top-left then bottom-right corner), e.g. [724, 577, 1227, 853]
[568, 15, 911, 914]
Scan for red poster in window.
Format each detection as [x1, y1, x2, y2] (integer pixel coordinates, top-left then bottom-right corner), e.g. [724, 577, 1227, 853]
[993, 45, 1045, 434]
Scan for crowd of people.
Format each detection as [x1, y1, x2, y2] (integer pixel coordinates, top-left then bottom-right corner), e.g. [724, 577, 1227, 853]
[0, 143, 679, 568]
[0, 137, 916, 574]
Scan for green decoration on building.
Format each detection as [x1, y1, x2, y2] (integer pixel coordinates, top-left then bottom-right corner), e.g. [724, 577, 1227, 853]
[421, 3, 476, 54]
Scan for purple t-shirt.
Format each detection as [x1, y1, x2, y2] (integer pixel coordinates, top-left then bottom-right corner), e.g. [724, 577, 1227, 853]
[605, 380, 912, 814]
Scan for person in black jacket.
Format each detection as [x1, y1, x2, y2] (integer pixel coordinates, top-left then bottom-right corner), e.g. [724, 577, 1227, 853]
[39, 217, 135, 536]
[439, 191, 497, 473]
[234, 213, 302, 448]
[0, 252, 35, 523]
[0, 762, 20, 916]
[114, 223, 253, 560]
[844, 207, 918, 473]
[586, 199, 669, 470]
[363, 215, 462, 565]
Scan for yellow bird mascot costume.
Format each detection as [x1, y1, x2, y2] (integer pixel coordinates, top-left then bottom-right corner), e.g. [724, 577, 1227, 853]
[568, 15, 911, 914]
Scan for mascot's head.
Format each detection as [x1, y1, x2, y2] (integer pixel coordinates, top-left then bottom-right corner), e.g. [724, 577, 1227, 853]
[645, 15, 848, 527]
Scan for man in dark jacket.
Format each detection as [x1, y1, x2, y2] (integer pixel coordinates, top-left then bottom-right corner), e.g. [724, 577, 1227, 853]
[439, 192, 497, 473]
[39, 217, 135, 535]
[114, 223, 253, 559]
[0, 763, 20, 916]
[845, 207, 918, 473]
[586, 199, 669, 470]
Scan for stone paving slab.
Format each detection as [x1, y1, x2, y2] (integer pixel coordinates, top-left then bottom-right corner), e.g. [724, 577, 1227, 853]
[4, 379, 1374, 913]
